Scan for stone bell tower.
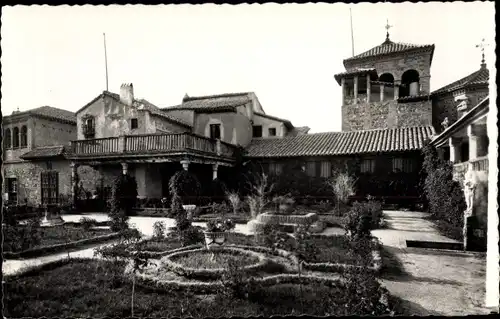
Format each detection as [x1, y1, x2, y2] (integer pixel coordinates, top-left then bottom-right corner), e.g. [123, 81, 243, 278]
[334, 21, 435, 131]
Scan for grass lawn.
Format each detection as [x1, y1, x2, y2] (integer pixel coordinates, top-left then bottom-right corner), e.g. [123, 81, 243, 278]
[173, 250, 260, 269]
[3, 259, 391, 317]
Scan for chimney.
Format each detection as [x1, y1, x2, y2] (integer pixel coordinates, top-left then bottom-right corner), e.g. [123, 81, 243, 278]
[120, 83, 134, 106]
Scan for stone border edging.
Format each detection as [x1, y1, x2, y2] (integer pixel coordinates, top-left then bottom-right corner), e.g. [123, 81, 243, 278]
[161, 247, 269, 280]
[3, 232, 121, 260]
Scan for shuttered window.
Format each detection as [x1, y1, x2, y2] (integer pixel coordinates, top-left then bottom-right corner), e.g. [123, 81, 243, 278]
[392, 158, 414, 173]
[320, 161, 331, 178]
[269, 162, 283, 176]
[306, 161, 316, 177]
[6, 178, 18, 204]
[41, 171, 59, 205]
[360, 159, 375, 173]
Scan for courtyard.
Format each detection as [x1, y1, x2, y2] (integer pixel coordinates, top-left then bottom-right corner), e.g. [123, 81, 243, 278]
[2, 209, 489, 316]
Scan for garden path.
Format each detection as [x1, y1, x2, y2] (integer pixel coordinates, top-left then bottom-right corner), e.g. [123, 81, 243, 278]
[373, 210, 489, 316]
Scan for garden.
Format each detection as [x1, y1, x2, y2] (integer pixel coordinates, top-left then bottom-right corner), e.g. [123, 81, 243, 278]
[3, 167, 396, 317]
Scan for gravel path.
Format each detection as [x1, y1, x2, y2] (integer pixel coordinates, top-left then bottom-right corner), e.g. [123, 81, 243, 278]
[373, 210, 489, 316]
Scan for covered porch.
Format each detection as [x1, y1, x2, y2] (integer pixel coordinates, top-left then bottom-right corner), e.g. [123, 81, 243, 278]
[66, 132, 239, 208]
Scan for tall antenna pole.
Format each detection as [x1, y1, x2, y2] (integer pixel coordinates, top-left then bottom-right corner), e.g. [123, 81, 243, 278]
[349, 7, 355, 57]
[103, 33, 109, 91]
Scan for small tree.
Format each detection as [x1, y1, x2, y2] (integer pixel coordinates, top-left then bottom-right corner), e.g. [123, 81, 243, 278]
[326, 172, 357, 216]
[109, 174, 137, 231]
[226, 191, 241, 215]
[94, 229, 153, 317]
[245, 172, 274, 218]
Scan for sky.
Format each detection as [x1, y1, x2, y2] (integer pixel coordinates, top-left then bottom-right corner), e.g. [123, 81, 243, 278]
[1, 2, 496, 133]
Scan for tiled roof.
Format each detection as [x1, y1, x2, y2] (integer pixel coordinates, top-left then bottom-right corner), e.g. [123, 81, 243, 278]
[245, 126, 435, 158]
[162, 92, 252, 112]
[254, 112, 293, 128]
[432, 66, 489, 96]
[344, 39, 435, 64]
[334, 68, 378, 84]
[20, 145, 70, 160]
[6, 106, 76, 124]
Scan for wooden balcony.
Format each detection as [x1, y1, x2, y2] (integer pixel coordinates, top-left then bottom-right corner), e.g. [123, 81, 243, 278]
[70, 132, 238, 161]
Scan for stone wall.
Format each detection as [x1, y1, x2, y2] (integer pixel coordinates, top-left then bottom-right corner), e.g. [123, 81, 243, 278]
[432, 87, 489, 134]
[3, 159, 73, 206]
[342, 99, 432, 131]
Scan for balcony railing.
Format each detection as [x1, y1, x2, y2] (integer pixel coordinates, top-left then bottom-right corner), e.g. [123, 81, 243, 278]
[70, 132, 237, 159]
[453, 156, 488, 181]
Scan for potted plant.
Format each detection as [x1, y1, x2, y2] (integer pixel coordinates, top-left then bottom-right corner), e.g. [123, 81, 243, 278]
[204, 218, 235, 248]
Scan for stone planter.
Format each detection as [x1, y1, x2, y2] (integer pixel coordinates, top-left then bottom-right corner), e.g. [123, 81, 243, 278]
[279, 203, 294, 214]
[203, 231, 226, 249]
[182, 205, 196, 219]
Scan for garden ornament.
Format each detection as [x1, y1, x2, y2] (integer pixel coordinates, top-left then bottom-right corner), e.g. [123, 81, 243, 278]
[463, 163, 477, 251]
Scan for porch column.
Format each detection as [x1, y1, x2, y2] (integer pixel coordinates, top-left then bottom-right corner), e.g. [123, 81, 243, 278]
[180, 160, 190, 171]
[121, 162, 128, 175]
[341, 77, 346, 105]
[380, 84, 385, 102]
[467, 125, 479, 161]
[449, 137, 462, 163]
[353, 76, 358, 103]
[70, 162, 79, 209]
[366, 75, 371, 103]
[212, 163, 218, 180]
[394, 83, 400, 100]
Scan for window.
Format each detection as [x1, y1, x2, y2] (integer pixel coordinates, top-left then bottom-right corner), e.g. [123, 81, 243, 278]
[82, 116, 95, 138]
[392, 158, 414, 173]
[20, 126, 28, 148]
[41, 171, 59, 206]
[306, 161, 317, 177]
[46, 161, 53, 170]
[360, 159, 375, 173]
[12, 127, 19, 148]
[4, 129, 11, 149]
[131, 118, 138, 129]
[269, 162, 283, 175]
[252, 125, 263, 138]
[320, 161, 331, 178]
[6, 177, 18, 204]
[268, 127, 277, 137]
[210, 124, 221, 140]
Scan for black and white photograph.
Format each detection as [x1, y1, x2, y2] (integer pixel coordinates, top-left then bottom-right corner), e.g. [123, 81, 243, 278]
[1, 2, 498, 317]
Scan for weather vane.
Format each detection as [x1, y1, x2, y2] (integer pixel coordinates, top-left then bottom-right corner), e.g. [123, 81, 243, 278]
[385, 18, 392, 41]
[475, 38, 488, 66]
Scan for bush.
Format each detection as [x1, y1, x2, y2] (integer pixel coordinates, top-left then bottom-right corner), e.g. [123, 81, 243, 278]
[421, 141, 466, 231]
[152, 221, 167, 239]
[3, 217, 42, 253]
[79, 217, 98, 231]
[109, 174, 137, 231]
[343, 202, 374, 240]
[205, 202, 231, 216]
[326, 172, 357, 214]
[206, 178, 228, 202]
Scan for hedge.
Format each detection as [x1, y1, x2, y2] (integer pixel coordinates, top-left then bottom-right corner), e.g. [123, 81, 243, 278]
[3, 232, 121, 259]
[161, 247, 270, 280]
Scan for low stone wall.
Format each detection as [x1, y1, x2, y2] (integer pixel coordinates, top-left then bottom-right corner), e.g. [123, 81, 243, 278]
[257, 212, 319, 225]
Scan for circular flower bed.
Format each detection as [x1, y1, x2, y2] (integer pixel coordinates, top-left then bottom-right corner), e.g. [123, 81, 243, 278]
[161, 247, 269, 280]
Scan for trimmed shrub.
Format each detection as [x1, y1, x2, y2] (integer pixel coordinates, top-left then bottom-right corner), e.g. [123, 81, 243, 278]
[80, 217, 98, 231]
[109, 174, 137, 231]
[168, 170, 201, 205]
